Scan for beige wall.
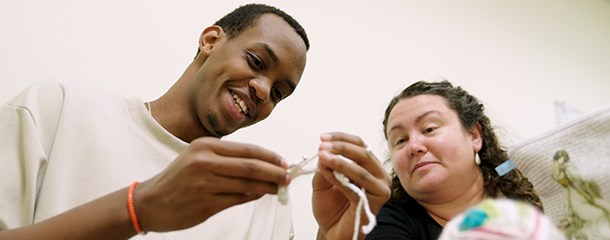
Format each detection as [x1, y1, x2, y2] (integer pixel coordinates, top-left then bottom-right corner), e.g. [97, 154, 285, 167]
[2, 0, 609, 239]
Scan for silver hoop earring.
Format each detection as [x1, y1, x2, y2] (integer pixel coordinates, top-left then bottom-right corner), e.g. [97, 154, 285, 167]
[475, 152, 481, 165]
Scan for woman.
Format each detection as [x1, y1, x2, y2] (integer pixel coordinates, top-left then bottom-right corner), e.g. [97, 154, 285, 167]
[366, 80, 542, 239]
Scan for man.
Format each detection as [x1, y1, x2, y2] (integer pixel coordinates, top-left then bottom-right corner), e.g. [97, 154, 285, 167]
[0, 4, 390, 240]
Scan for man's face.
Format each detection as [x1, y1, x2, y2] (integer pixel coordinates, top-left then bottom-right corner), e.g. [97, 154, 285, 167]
[193, 14, 307, 137]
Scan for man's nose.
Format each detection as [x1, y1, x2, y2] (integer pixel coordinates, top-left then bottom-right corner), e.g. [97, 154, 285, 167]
[249, 77, 271, 103]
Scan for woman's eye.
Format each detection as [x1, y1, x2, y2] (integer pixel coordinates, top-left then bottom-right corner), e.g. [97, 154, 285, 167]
[424, 128, 435, 133]
[396, 139, 406, 145]
[272, 87, 284, 102]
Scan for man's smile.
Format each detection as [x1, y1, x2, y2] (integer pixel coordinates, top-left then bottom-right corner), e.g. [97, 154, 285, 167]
[231, 91, 250, 116]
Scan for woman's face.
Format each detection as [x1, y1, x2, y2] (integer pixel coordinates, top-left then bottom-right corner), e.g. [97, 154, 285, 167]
[386, 94, 483, 203]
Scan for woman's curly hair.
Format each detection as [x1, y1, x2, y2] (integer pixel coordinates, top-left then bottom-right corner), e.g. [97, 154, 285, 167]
[382, 80, 543, 211]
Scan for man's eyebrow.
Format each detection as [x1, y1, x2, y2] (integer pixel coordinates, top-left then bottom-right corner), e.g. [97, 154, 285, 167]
[257, 43, 278, 64]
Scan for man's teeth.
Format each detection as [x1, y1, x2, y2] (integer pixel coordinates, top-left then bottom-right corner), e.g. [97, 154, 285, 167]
[232, 92, 248, 114]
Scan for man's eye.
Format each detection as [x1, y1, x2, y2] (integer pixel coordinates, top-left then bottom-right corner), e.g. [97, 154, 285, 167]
[247, 52, 264, 70]
[272, 87, 284, 102]
[424, 127, 435, 134]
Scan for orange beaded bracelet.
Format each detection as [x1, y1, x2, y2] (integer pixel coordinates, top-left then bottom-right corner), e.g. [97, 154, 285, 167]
[128, 181, 146, 235]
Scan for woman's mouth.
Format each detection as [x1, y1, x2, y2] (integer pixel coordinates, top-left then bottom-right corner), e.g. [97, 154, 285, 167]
[412, 162, 434, 173]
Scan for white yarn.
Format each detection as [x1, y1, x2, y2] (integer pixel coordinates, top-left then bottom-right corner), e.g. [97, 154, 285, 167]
[333, 171, 377, 239]
[278, 155, 319, 205]
[278, 154, 377, 239]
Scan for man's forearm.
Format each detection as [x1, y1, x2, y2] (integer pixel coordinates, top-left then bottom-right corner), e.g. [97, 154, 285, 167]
[0, 187, 136, 240]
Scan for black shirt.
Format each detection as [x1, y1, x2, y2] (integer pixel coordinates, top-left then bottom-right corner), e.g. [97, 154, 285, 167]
[366, 200, 443, 240]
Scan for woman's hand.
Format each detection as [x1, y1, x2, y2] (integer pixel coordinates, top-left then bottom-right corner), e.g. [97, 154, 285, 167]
[312, 132, 391, 240]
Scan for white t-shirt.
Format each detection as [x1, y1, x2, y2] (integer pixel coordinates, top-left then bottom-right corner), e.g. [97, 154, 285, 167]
[0, 79, 293, 239]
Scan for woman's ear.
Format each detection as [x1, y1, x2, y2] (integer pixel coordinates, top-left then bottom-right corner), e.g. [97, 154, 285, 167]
[198, 26, 223, 57]
[471, 122, 483, 152]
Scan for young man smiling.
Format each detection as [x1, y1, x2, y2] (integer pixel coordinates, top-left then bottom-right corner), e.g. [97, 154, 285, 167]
[0, 4, 391, 240]
[153, 8, 308, 141]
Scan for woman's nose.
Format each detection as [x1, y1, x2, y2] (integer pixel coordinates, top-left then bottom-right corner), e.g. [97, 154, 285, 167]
[407, 135, 427, 156]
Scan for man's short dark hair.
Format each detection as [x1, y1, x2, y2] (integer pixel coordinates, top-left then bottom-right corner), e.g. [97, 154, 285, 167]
[196, 4, 309, 58]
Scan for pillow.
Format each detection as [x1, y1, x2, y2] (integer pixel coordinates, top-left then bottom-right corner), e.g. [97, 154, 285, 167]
[508, 103, 610, 239]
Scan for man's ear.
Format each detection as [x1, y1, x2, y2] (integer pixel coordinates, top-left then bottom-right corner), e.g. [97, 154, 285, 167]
[471, 122, 483, 152]
[198, 26, 223, 57]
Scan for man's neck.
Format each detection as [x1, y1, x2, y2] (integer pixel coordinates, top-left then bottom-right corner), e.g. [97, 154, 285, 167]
[149, 59, 215, 143]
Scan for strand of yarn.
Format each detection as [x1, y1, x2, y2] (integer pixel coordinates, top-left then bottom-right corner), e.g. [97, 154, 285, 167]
[278, 152, 377, 239]
[333, 171, 377, 239]
[278, 155, 319, 205]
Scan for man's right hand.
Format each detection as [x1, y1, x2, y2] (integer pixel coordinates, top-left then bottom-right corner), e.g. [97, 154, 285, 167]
[0, 137, 289, 240]
[133, 137, 290, 232]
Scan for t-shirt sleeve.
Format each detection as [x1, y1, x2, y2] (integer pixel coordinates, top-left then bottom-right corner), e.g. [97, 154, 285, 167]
[0, 102, 48, 230]
[0, 81, 67, 230]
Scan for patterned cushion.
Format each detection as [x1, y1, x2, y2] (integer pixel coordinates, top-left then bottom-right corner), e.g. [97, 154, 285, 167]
[508, 103, 610, 239]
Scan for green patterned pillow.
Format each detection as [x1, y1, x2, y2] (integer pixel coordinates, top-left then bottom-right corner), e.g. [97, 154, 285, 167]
[508, 104, 610, 239]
